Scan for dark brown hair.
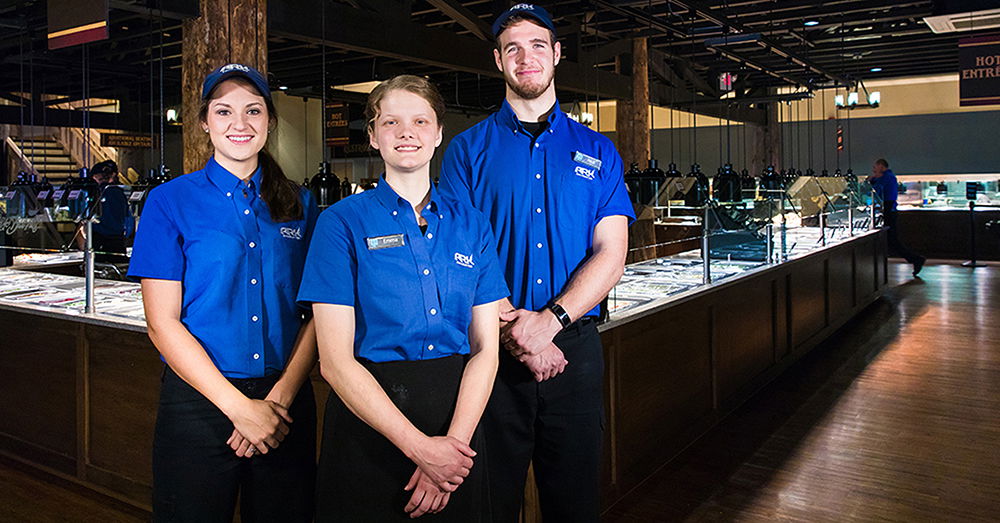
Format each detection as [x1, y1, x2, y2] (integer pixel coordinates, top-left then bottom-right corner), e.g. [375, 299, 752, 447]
[875, 158, 889, 169]
[364, 75, 447, 135]
[199, 77, 303, 223]
[494, 14, 557, 50]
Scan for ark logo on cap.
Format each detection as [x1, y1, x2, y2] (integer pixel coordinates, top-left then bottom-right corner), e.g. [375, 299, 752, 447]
[492, 3, 556, 37]
[201, 63, 271, 101]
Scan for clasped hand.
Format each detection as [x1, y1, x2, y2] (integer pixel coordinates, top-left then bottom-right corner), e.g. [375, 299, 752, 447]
[226, 398, 292, 458]
[500, 309, 568, 382]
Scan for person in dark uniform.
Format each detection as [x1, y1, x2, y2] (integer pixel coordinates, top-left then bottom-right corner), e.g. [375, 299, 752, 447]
[128, 63, 319, 522]
[299, 75, 509, 521]
[88, 159, 132, 263]
[438, 5, 635, 522]
[868, 158, 925, 276]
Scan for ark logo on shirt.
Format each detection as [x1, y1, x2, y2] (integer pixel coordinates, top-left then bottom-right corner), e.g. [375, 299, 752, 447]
[574, 165, 596, 180]
[454, 252, 475, 268]
[280, 226, 302, 240]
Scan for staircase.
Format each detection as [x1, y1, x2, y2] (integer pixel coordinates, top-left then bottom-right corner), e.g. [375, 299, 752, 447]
[11, 136, 80, 181]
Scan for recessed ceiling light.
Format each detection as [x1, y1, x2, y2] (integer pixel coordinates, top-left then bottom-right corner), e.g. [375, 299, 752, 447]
[870, 67, 883, 72]
[804, 20, 819, 26]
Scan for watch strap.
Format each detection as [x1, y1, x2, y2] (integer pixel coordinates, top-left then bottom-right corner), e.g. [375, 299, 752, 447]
[548, 303, 572, 329]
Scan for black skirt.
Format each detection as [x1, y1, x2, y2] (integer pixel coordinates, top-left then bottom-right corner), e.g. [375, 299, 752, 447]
[315, 354, 485, 522]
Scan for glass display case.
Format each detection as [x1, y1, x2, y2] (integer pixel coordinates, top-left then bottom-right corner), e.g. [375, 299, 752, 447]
[607, 174, 881, 320]
[896, 174, 1000, 209]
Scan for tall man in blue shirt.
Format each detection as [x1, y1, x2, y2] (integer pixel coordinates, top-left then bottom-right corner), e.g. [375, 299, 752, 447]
[439, 5, 634, 521]
[868, 158, 925, 276]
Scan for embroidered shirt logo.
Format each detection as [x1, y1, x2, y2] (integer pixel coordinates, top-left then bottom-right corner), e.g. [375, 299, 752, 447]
[574, 165, 596, 180]
[280, 226, 302, 240]
[454, 252, 475, 268]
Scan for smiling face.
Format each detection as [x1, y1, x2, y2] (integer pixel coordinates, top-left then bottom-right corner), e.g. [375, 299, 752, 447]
[368, 89, 443, 174]
[494, 19, 560, 101]
[201, 79, 270, 174]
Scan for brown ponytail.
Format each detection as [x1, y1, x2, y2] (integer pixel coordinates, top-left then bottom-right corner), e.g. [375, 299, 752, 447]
[199, 76, 304, 223]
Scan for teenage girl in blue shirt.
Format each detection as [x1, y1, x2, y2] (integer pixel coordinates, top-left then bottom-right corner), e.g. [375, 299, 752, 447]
[298, 75, 508, 521]
[129, 64, 318, 522]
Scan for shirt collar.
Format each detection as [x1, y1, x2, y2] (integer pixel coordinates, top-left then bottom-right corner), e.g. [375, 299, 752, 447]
[372, 175, 440, 214]
[497, 98, 565, 134]
[205, 156, 263, 196]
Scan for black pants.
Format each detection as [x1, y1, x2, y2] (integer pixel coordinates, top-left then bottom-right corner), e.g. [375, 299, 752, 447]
[152, 366, 316, 523]
[883, 206, 923, 265]
[316, 354, 483, 522]
[483, 318, 604, 523]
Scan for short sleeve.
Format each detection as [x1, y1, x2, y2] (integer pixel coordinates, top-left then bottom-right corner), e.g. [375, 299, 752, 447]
[301, 189, 321, 245]
[438, 138, 474, 208]
[127, 188, 184, 281]
[472, 212, 510, 306]
[595, 147, 636, 226]
[296, 210, 357, 307]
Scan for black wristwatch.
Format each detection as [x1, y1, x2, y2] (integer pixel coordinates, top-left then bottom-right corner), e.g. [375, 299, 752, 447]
[547, 303, 572, 329]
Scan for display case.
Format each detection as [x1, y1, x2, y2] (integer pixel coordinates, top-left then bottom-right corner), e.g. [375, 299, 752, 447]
[897, 174, 1000, 209]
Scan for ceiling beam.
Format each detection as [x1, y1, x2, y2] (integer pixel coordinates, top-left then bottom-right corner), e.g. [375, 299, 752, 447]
[424, 0, 493, 41]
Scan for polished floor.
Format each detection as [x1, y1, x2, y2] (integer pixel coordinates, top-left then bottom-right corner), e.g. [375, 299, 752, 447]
[604, 261, 1000, 522]
[2, 262, 998, 522]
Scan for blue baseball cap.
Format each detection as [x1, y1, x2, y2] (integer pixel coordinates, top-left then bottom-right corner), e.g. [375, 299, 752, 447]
[201, 63, 271, 101]
[492, 3, 556, 38]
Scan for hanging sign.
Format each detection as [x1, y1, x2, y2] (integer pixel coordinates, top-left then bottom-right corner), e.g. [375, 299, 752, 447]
[101, 133, 153, 148]
[47, 0, 110, 50]
[959, 34, 1000, 107]
[325, 102, 351, 147]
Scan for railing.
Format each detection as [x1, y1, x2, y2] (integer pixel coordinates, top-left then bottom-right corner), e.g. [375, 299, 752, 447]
[4, 136, 39, 178]
[58, 126, 117, 171]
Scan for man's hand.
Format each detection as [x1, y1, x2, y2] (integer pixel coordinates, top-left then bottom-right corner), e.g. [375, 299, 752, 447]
[500, 308, 562, 358]
[519, 343, 568, 382]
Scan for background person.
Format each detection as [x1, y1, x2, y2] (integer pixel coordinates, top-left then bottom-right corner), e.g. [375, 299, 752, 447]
[868, 158, 925, 276]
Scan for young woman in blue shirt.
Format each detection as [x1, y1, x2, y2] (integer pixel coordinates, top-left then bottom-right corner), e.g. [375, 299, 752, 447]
[129, 64, 319, 522]
[298, 75, 508, 521]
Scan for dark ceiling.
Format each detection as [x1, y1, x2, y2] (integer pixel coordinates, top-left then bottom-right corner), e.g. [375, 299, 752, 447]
[0, 0, 992, 129]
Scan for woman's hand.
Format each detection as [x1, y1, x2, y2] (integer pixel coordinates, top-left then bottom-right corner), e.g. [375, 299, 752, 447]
[407, 435, 475, 491]
[404, 468, 451, 518]
[226, 398, 292, 454]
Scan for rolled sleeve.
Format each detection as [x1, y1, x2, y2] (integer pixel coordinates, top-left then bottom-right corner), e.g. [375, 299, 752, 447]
[127, 189, 184, 281]
[297, 210, 357, 307]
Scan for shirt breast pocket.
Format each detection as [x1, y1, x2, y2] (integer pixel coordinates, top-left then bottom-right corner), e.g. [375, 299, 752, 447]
[444, 252, 478, 322]
[270, 219, 309, 287]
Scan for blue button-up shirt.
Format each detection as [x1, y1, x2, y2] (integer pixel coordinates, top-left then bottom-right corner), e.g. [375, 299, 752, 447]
[297, 179, 509, 363]
[93, 184, 133, 238]
[870, 168, 899, 210]
[439, 100, 635, 317]
[128, 157, 319, 378]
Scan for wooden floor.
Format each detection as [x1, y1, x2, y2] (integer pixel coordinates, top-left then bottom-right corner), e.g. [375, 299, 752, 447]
[604, 261, 1000, 522]
[2, 261, 998, 522]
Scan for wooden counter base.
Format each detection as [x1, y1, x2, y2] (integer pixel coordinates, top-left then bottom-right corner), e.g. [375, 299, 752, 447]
[0, 231, 887, 517]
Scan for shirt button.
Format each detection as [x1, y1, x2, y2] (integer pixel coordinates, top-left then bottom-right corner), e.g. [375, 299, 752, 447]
[253, 353, 260, 360]
[439, 214, 444, 219]
[429, 308, 437, 315]
[536, 242, 543, 248]
[423, 269, 430, 275]
[249, 242, 256, 248]
[535, 173, 541, 179]
[392, 210, 398, 216]
[251, 278, 258, 285]
[243, 209, 250, 215]
[251, 315, 259, 322]
[226, 192, 232, 197]
[536, 278, 543, 284]
[426, 233, 433, 239]
[534, 143, 539, 148]
[535, 208, 542, 214]
[428, 344, 435, 351]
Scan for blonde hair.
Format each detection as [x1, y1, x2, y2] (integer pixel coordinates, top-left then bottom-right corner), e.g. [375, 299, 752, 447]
[365, 75, 446, 134]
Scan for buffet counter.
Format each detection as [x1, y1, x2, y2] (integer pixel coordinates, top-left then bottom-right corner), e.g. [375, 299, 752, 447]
[0, 228, 888, 514]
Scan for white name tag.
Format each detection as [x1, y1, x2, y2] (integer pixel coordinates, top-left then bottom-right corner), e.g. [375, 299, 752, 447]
[366, 233, 405, 250]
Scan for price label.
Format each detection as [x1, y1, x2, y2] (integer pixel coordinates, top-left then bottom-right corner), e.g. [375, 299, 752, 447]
[36, 190, 50, 199]
[128, 190, 145, 202]
[3, 191, 14, 199]
[52, 190, 66, 200]
[68, 190, 82, 200]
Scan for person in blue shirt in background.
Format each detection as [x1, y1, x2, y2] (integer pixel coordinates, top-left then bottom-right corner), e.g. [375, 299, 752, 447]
[439, 5, 634, 522]
[868, 158, 925, 276]
[299, 75, 509, 521]
[128, 64, 319, 522]
[88, 159, 132, 263]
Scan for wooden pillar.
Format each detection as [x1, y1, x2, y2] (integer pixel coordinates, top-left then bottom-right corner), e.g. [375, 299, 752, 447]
[181, 0, 267, 174]
[614, 37, 650, 168]
[762, 100, 782, 169]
